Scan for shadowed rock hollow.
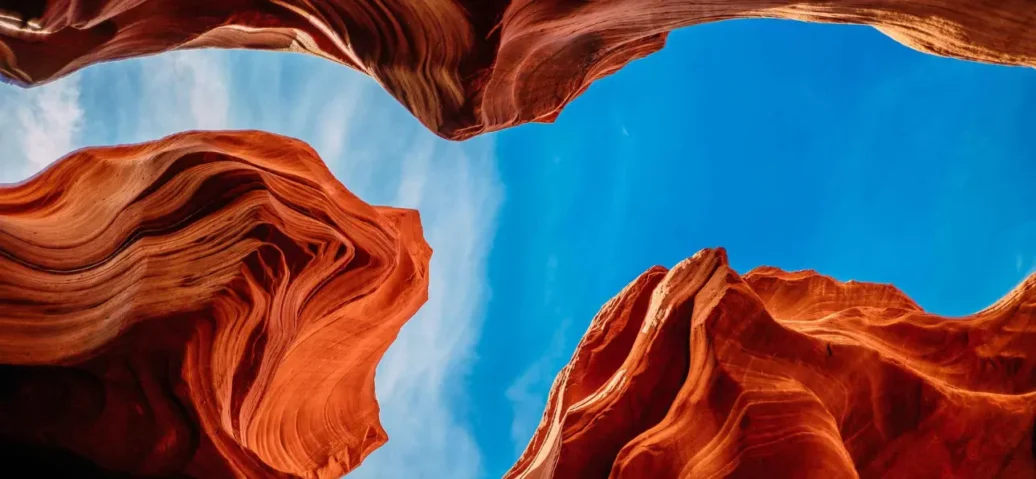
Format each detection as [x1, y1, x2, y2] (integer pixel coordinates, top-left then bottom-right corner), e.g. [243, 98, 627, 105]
[506, 248, 1036, 479]
[1, 0, 1035, 139]
[0, 131, 431, 478]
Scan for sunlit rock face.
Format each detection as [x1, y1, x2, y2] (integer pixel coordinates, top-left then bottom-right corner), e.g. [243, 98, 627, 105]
[0, 131, 431, 478]
[506, 248, 1036, 479]
[1, 0, 1034, 139]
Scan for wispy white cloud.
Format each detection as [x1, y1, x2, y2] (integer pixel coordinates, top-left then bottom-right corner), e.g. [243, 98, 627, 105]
[505, 316, 571, 455]
[0, 49, 230, 185]
[350, 132, 501, 479]
[503, 253, 572, 455]
[1014, 254, 1036, 275]
[135, 50, 231, 135]
[0, 75, 83, 182]
[1, 48, 502, 479]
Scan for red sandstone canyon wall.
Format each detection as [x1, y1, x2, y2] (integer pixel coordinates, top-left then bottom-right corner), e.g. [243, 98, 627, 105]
[2, 0, 1034, 139]
[0, 131, 431, 478]
[506, 248, 1036, 479]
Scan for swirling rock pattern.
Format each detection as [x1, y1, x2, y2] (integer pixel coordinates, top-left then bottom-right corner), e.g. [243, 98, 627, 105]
[0, 131, 431, 478]
[2, 0, 1035, 139]
[507, 248, 1036, 479]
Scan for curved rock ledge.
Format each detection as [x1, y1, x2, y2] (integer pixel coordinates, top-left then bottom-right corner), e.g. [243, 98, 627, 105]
[0, 131, 431, 478]
[506, 248, 1036, 478]
[2, 0, 1035, 139]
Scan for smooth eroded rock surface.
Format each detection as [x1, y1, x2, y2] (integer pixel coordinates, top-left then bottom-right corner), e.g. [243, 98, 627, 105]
[0, 131, 431, 478]
[506, 248, 1036, 479]
[1, 0, 1035, 139]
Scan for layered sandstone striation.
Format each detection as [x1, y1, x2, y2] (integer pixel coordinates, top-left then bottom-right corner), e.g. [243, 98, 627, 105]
[2, 1, 1035, 139]
[0, 131, 431, 478]
[507, 248, 1036, 478]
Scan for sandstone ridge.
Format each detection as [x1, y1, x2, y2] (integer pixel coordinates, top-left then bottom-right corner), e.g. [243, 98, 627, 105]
[0, 131, 431, 478]
[507, 248, 1036, 478]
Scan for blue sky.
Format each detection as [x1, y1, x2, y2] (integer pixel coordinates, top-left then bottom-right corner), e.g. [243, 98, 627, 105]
[2, 19, 1035, 479]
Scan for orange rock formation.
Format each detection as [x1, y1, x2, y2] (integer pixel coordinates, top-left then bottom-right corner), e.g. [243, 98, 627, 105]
[0, 131, 431, 478]
[507, 248, 1036, 479]
[2, 0, 1034, 139]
